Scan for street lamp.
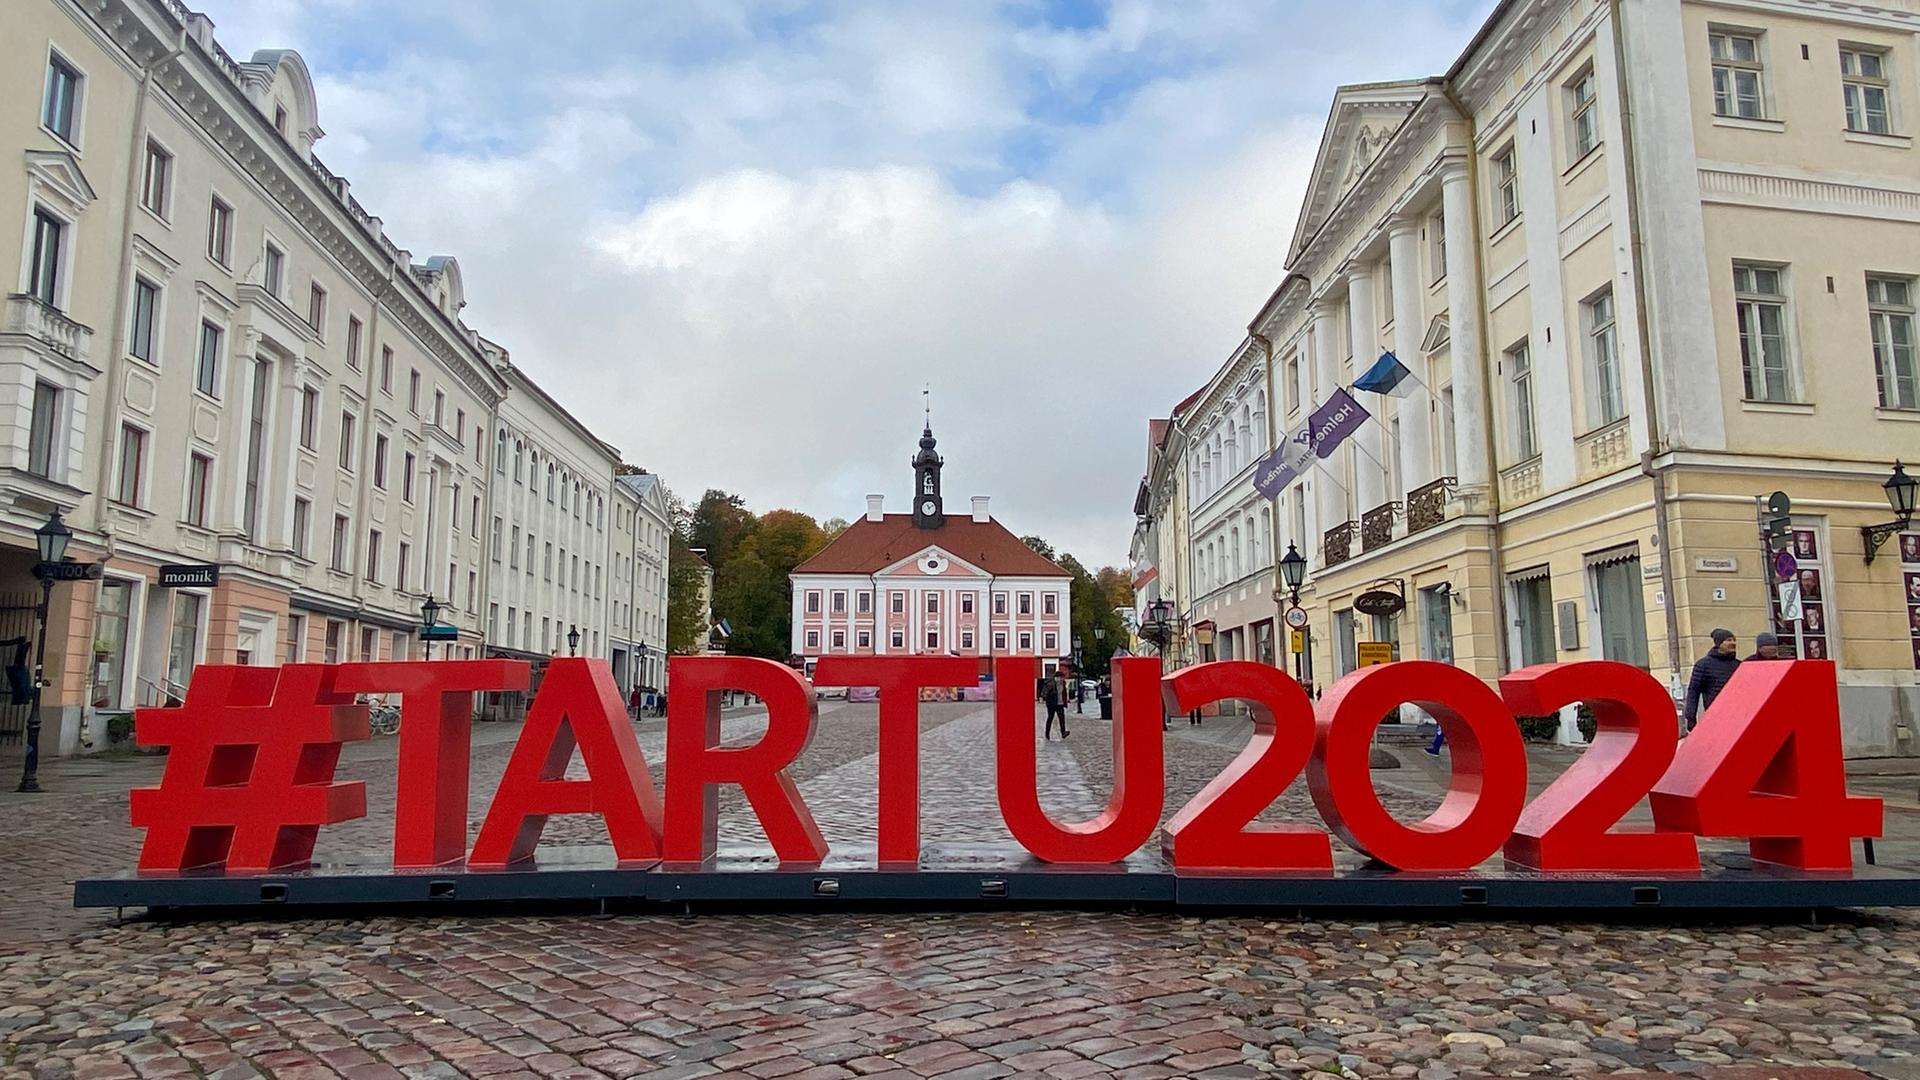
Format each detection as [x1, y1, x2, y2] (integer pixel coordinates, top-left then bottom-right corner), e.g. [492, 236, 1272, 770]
[567, 625, 581, 655]
[1861, 461, 1919, 562]
[1279, 543, 1308, 603]
[419, 594, 441, 660]
[18, 509, 75, 793]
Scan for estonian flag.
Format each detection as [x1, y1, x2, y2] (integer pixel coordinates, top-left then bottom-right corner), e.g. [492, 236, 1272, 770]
[1354, 351, 1419, 398]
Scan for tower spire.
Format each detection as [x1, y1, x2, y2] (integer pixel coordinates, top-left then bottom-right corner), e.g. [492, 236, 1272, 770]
[922, 384, 931, 434]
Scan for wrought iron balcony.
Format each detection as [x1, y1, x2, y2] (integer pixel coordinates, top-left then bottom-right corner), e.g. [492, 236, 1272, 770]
[1406, 477, 1455, 535]
[1361, 502, 1401, 552]
[1324, 521, 1356, 567]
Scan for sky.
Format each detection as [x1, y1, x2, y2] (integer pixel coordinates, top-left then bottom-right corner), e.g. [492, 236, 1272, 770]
[194, 0, 1498, 568]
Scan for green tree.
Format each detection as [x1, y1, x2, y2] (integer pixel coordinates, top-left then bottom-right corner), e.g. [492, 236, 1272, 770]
[713, 544, 787, 659]
[666, 532, 707, 655]
[689, 489, 757, 568]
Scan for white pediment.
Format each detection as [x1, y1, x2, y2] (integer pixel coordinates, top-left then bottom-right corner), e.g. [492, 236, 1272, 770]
[1288, 83, 1429, 258]
[25, 149, 97, 212]
[878, 545, 989, 579]
[1421, 314, 1451, 354]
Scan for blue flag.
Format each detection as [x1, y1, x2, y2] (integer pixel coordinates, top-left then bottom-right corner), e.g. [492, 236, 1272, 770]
[1354, 351, 1418, 398]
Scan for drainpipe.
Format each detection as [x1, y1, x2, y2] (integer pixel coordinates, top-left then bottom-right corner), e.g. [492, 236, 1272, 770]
[349, 265, 392, 620]
[96, 26, 190, 517]
[1441, 82, 1511, 677]
[1608, 0, 1686, 694]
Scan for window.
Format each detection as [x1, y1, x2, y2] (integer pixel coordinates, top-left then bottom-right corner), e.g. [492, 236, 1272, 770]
[299, 386, 318, 449]
[492, 517, 503, 561]
[1493, 144, 1520, 225]
[308, 283, 327, 332]
[292, 497, 311, 558]
[338, 412, 356, 471]
[242, 366, 269, 539]
[346, 316, 363, 370]
[1019, 593, 1033, 616]
[994, 632, 1008, 651]
[857, 591, 871, 614]
[831, 591, 845, 614]
[331, 515, 350, 572]
[43, 55, 81, 144]
[397, 542, 411, 591]
[323, 620, 342, 665]
[961, 631, 974, 649]
[452, 484, 462, 532]
[1044, 632, 1057, 652]
[832, 631, 846, 650]
[366, 529, 382, 582]
[994, 593, 1007, 615]
[1584, 289, 1625, 426]
[285, 614, 305, 663]
[114, 424, 145, 506]
[1869, 276, 1918, 410]
[28, 209, 64, 308]
[263, 243, 285, 296]
[926, 593, 939, 614]
[207, 197, 232, 265]
[373, 434, 389, 488]
[806, 631, 820, 650]
[402, 452, 416, 502]
[806, 590, 821, 614]
[926, 630, 940, 650]
[140, 139, 172, 217]
[433, 390, 445, 426]
[1043, 593, 1057, 615]
[509, 525, 520, 568]
[185, 454, 211, 526]
[1019, 632, 1033, 651]
[456, 408, 466, 442]
[892, 592, 905, 614]
[360, 627, 378, 662]
[1507, 340, 1538, 460]
[1734, 263, 1794, 402]
[961, 593, 974, 614]
[195, 321, 222, 396]
[1430, 208, 1447, 283]
[27, 383, 59, 479]
[1567, 67, 1599, 159]
[1511, 571, 1557, 666]
[408, 369, 420, 413]
[471, 495, 481, 537]
[1710, 31, 1766, 119]
[1842, 48, 1893, 135]
[859, 631, 872, 649]
[129, 277, 158, 363]
[891, 631, 905, 649]
[274, 105, 289, 135]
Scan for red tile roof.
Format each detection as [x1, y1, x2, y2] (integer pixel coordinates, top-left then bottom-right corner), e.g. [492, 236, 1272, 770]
[793, 515, 1069, 577]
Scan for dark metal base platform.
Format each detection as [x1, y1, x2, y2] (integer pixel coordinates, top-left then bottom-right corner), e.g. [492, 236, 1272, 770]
[74, 844, 1920, 916]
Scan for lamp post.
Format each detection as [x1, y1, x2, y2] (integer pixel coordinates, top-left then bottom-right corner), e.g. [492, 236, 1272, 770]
[18, 509, 74, 793]
[1277, 543, 1310, 687]
[420, 594, 441, 661]
[1862, 461, 1919, 563]
[567, 625, 581, 656]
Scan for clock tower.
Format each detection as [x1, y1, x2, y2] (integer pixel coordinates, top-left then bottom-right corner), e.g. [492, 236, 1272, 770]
[911, 421, 944, 529]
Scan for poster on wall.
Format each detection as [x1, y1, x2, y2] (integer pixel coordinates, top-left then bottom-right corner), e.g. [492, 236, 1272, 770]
[1771, 528, 1833, 661]
[1902, 531, 1920, 671]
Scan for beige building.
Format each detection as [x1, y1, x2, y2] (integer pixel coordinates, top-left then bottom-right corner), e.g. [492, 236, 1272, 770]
[611, 470, 672, 694]
[4, 0, 672, 757]
[1141, 0, 1920, 753]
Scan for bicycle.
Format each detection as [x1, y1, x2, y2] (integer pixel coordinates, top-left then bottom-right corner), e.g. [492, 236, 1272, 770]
[368, 700, 401, 736]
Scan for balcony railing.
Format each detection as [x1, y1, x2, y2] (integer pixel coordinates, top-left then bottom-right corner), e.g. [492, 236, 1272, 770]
[6, 294, 94, 366]
[1324, 521, 1356, 567]
[1406, 477, 1454, 535]
[1361, 502, 1400, 552]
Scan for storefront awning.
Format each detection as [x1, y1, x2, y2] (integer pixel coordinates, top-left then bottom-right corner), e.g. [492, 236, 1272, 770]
[1583, 543, 1641, 570]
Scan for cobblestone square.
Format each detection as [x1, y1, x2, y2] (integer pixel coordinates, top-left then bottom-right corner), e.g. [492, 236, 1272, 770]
[4, 701, 1919, 1080]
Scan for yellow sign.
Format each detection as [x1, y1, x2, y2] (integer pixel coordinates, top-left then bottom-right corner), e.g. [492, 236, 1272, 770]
[1290, 630, 1306, 654]
[1357, 642, 1395, 667]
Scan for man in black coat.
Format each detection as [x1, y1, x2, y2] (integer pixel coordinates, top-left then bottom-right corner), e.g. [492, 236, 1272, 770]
[1683, 628, 1741, 732]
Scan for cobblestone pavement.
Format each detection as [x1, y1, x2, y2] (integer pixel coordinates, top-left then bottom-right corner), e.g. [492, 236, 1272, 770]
[2, 699, 1918, 1080]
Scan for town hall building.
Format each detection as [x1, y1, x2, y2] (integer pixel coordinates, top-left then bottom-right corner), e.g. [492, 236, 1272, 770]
[789, 424, 1071, 682]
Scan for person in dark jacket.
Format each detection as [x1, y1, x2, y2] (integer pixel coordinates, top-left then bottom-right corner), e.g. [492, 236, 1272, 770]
[1683, 628, 1741, 731]
[1746, 632, 1782, 662]
[1042, 671, 1069, 740]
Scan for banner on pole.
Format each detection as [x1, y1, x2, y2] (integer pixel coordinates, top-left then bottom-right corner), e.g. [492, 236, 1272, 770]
[1254, 388, 1371, 500]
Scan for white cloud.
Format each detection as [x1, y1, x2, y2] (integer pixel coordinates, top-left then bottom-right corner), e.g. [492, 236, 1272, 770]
[189, 0, 1496, 566]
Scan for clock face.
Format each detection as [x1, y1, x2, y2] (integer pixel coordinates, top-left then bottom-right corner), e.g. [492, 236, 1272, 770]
[920, 500, 937, 515]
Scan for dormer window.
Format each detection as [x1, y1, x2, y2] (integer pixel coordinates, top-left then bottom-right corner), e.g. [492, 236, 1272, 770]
[274, 104, 288, 136]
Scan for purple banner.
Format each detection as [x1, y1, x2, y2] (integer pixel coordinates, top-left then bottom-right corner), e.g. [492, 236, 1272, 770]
[1253, 388, 1371, 500]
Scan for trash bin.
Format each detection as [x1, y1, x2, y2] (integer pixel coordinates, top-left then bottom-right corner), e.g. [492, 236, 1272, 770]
[1098, 685, 1113, 720]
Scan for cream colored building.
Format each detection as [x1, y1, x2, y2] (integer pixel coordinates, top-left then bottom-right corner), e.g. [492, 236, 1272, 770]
[4, 0, 668, 755]
[611, 470, 673, 693]
[1149, 0, 1920, 753]
[1131, 404, 1198, 670]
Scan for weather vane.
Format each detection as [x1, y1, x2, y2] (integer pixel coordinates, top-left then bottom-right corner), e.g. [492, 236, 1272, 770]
[922, 384, 931, 430]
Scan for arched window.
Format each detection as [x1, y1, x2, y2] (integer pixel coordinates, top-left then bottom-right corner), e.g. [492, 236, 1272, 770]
[513, 440, 524, 480]
[546, 463, 555, 501]
[495, 429, 507, 472]
[1230, 527, 1241, 580]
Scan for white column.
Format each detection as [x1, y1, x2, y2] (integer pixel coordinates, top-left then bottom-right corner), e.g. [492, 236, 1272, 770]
[1388, 220, 1437, 488]
[1345, 265, 1386, 513]
[1310, 300, 1347, 535]
[1440, 166, 1491, 500]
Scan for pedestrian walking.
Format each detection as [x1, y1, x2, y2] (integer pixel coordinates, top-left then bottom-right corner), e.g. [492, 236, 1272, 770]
[1042, 670, 1070, 740]
[1682, 628, 1741, 732]
[1075, 677, 1087, 715]
[1746, 632, 1782, 662]
[1425, 725, 1447, 757]
[629, 685, 643, 719]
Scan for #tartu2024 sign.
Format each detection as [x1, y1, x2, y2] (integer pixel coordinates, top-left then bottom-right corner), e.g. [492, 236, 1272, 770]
[126, 656, 1880, 877]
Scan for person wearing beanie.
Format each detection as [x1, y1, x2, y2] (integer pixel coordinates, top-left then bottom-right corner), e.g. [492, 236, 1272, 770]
[1747, 632, 1782, 661]
[1683, 628, 1741, 732]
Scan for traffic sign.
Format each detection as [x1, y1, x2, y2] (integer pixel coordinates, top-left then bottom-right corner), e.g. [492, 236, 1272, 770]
[1284, 605, 1309, 630]
[1763, 492, 1793, 551]
[1290, 629, 1306, 654]
[419, 623, 459, 642]
[1774, 549, 1798, 581]
[1777, 580, 1803, 622]
[38, 561, 102, 582]
[1357, 642, 1394, 667]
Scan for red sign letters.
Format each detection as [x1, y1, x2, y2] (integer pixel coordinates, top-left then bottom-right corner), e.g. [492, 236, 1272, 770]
[129, 657, 1881, 876]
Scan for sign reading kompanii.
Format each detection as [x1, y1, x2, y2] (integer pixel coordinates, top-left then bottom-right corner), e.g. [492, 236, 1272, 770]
[127, 656, 1880, 877]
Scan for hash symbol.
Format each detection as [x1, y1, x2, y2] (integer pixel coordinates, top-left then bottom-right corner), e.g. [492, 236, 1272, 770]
[130, 665, 370, 873]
